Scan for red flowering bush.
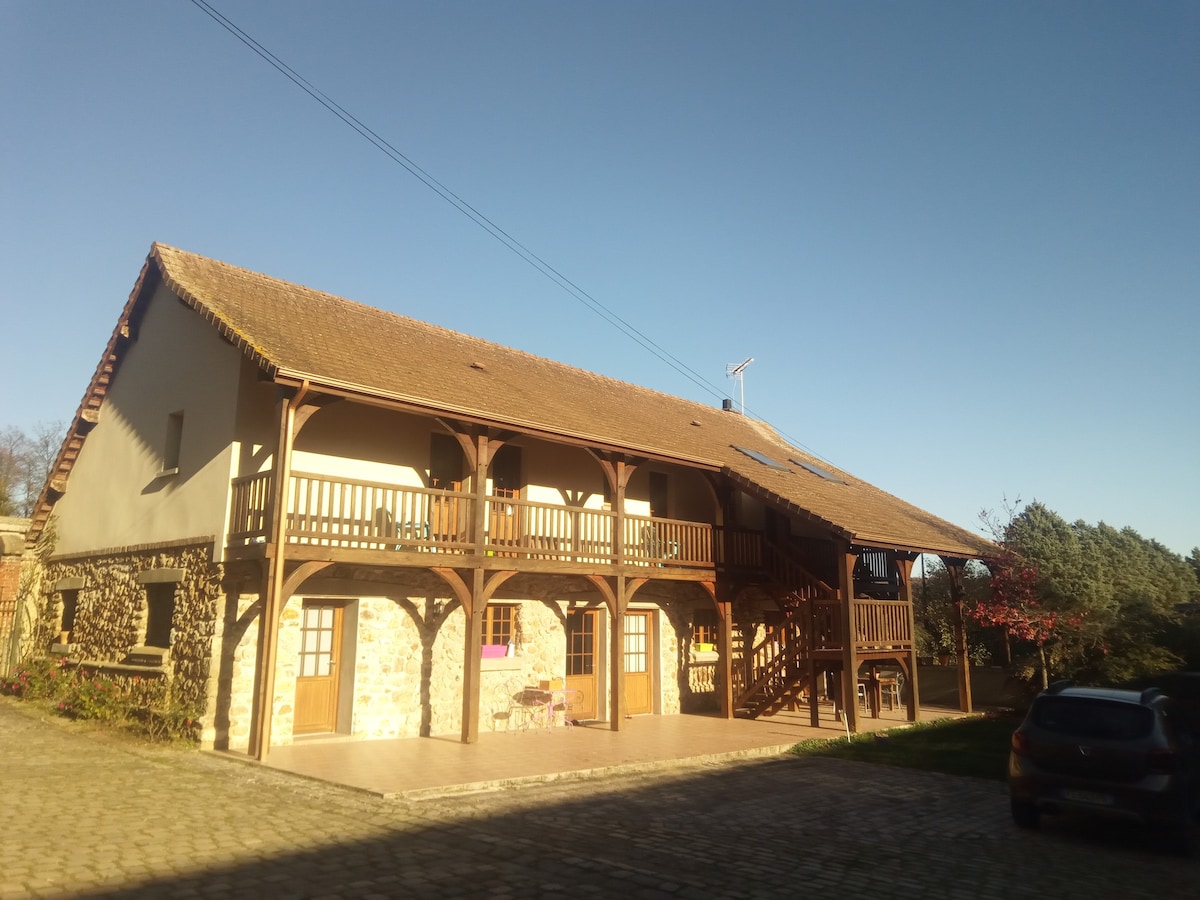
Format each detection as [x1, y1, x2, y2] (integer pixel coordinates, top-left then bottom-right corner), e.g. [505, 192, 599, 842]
[0, 657, 71, 701]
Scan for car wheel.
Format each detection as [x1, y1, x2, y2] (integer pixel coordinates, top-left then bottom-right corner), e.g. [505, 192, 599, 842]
[1010, 797, 1040, 829]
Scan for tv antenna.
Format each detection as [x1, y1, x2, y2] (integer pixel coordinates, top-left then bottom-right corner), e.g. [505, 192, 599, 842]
[725, 357, 754, 414]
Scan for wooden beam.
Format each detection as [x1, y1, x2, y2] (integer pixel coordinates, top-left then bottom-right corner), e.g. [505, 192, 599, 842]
[896, 556, 921, 724]
[716, 586, 734, 719]
[837, 544, 859, 734]
[461, 567, 485, 743]
[941, 557, 974, 714]
[609, 577, 628, 730]
[250, 381, 309, 760]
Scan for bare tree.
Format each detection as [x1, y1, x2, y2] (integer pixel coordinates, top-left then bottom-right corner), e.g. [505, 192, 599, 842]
[0, 422, 65, 517]
[22, 421, 64, 517]
[0, 426, 30, 517]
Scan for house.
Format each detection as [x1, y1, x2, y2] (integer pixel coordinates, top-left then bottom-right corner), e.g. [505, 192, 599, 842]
[26, 244, 995, 757]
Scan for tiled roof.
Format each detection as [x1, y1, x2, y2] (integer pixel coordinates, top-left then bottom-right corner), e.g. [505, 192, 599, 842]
[32, 244, 996, 558]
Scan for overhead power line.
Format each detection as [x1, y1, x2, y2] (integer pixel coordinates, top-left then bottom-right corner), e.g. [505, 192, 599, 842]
[186, 0, 835, 465]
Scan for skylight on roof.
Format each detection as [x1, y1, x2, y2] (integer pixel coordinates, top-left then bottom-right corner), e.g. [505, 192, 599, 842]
[732, 445, 789, 471]
[791, 459, 844, 484]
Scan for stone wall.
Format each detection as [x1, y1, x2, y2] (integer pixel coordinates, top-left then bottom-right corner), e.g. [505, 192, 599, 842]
[217, 589, 710, 751]
[35, 542, 222, 717]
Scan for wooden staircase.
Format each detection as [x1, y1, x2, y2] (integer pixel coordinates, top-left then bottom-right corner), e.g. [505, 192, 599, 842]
[734, 540, 835, 718]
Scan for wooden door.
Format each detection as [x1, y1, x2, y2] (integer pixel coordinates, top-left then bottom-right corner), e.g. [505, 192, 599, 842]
[623, 610, 653, 715]
[565, 609, 598, 720]
[293, 602, 343, 735]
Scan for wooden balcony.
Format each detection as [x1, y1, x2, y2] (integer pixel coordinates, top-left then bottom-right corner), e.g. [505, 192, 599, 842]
[228, 471, 714, 570]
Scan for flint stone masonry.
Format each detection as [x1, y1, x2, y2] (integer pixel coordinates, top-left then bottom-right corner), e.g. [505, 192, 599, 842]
[36, 543, 220, 717]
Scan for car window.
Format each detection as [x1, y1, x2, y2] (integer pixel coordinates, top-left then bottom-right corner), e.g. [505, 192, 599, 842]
[1032, 697, 1153, 740]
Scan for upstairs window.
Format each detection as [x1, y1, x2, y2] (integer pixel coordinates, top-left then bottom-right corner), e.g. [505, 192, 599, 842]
[161, 411, 184, 475]
[490, 445, 522, 497]
[429, 432, 463, 489]
[649, 472, 669, 518]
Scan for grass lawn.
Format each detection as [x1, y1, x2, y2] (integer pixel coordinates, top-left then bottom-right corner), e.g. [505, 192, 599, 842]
[792, 712, 1021, 781]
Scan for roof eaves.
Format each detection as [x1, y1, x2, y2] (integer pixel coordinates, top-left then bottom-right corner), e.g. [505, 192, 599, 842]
[272, 368, 725, 472]
[27, 251, 160, 543]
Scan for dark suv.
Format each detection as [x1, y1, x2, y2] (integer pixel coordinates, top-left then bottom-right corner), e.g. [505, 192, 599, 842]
[1008, 681, 1199, 853]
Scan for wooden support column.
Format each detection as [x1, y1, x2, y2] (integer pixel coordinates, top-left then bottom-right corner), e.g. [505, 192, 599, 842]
[461, 568, 484, 743]
[806, 602, 820, 727]
[942, 557, 974, 714]
[897, 556, 921, 723]
[249, 381, 309, 761]
[608, 577, 628, 730]
[837, 544, 859, 734]
[470, 432, 490, 556]
[614, 459, 633, 565]
[716, 590, 734, 719]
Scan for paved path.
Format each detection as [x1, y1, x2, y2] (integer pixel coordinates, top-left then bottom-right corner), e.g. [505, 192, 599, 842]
[1, 700, 1195, 899]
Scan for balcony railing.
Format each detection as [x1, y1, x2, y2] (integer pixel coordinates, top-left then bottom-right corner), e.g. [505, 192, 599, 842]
[228, 471, 713, 568]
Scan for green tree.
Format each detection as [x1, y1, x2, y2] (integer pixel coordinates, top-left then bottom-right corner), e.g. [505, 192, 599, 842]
[913, 556, 992, 663]
[977, 500, 1197, 688]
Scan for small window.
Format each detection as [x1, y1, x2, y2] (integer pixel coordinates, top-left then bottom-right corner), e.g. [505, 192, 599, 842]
[144, 583, 176, 648]
[693, 609, 718, 646]
[790, 458, 844, 484]
[482, 603, 517, 648]
[162, 411, 184, 474]
[60, 589, 79, 640]
[732, 445, 788, 471]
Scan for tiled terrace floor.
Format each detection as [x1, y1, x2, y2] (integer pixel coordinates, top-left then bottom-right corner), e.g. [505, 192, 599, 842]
[255, 701, 962, 799]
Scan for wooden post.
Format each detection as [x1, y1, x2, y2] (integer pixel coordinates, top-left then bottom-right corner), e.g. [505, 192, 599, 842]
[897, 556, 921, 723]
[942, 557, 974, 714]
[717, 595, 734, 719]
[837, 544, 859, 734]
[613, 460, 627, 566]
[460, 568, 484, 743]
[609, 577, 628, 730]
[471, 433, 489, 557]
[806, 603, 820, 728]
[249, 382, 308, 760]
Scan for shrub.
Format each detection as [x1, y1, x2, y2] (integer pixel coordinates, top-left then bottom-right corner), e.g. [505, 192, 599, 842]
[3, 654, 200, 744]
[0, 656, 72, 701]
[59, 675, 128, 723]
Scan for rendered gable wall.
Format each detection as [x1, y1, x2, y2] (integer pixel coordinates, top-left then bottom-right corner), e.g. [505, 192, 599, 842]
[51, 284, 242, 556]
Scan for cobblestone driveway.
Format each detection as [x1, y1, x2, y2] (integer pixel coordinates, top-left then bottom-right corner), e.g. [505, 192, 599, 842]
[1, 701, 1194, 899]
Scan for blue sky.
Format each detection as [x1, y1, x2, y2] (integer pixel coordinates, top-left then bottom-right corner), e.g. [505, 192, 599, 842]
[2, 1, 1197, 555]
